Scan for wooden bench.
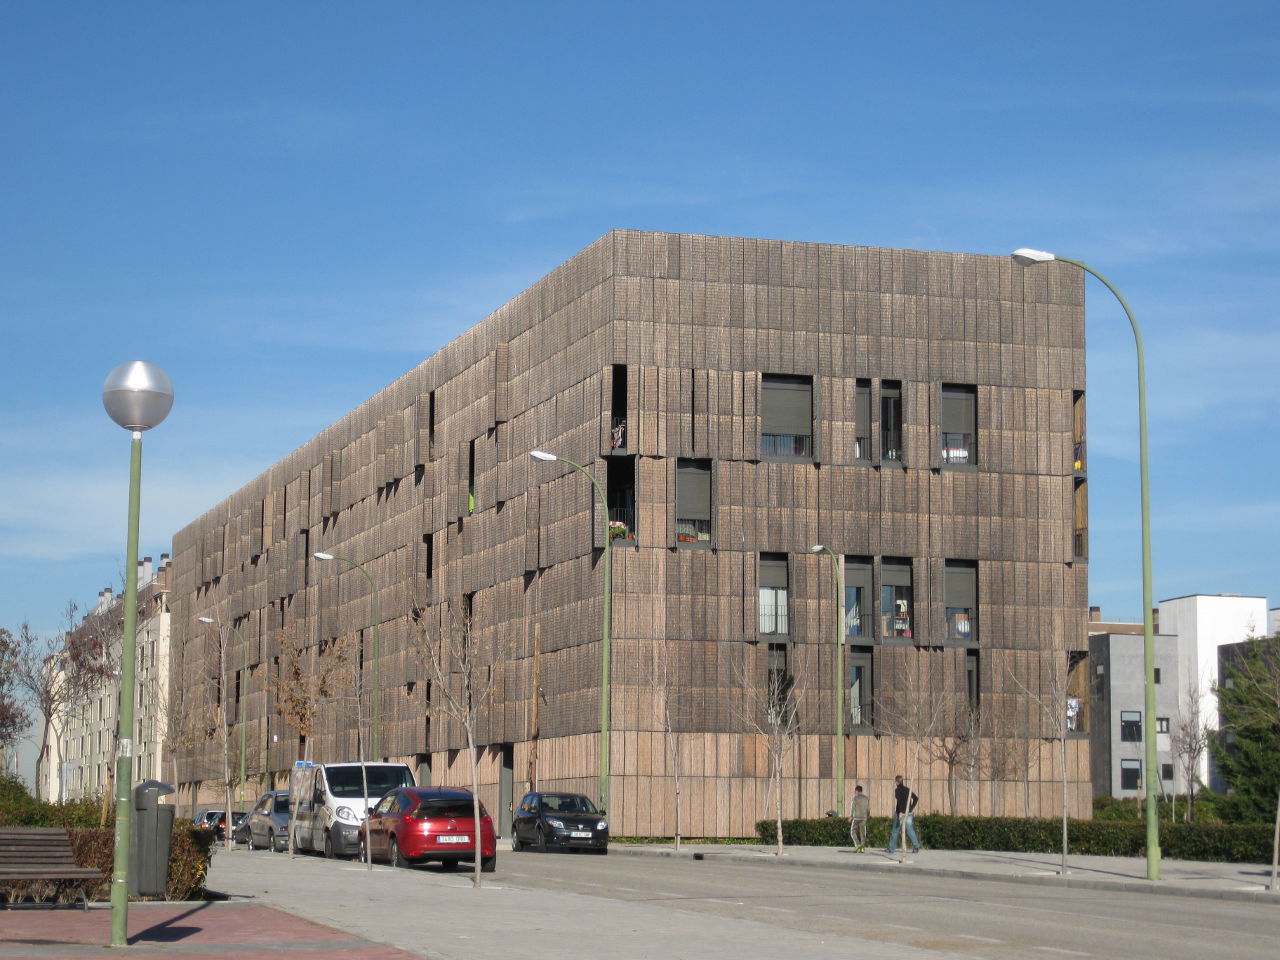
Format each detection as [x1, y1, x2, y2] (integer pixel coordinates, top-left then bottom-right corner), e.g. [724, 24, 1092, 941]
[0, 827, 103, 909]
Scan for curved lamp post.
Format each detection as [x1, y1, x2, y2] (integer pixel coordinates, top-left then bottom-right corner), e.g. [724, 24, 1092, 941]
[1012, 248, 1159, 882]
[811, 545, 845, 817]
[197, 616, 249, 812]
[530, 450, 613, 811]
[103, 360, 173, 947]
[313, 553, 383, 760]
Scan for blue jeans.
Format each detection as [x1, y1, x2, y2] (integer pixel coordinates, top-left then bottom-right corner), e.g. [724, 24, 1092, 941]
[888, 812, 920, 852]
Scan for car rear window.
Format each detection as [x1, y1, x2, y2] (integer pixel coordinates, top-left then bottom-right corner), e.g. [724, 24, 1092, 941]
[414, 798, 486, 819]
[273, 797, 291, 813]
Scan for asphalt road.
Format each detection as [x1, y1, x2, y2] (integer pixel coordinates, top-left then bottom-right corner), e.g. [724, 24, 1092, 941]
[208, 845, 1279, 960]
[500, 848, 1279, 960]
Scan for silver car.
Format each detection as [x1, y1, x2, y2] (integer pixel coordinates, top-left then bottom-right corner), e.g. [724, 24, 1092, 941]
[241, 791, 291, 852]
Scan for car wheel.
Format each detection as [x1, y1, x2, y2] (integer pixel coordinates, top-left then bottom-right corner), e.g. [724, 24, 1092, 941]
[595, 845, 608, 855]
[481, 855, 497, 873]
[323, 831, 335, 859]
[358, 834, 369, 863]
[511, 831, 524, 852]
[439, 858, 458, 871]
[267, 830, 277, 852]
[536, 828, 548, 853]
[390, 837, 408, 869]
[246, 830, 257, 851]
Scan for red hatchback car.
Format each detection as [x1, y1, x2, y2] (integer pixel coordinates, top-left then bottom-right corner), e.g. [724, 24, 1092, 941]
[361, 787, 497, 872]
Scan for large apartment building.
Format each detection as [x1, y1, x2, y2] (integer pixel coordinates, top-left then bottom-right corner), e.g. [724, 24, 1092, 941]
[169, 230, 1090, 836]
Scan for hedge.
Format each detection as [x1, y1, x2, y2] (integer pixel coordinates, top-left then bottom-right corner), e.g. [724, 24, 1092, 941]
[755, 815, 1276, 864]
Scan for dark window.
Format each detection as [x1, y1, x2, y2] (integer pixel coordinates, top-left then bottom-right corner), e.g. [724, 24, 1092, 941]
[944, 560, 978, 642]
[1074, 478, 1088, 558]
[880, 558, 913, 639]
[844, 556, 872, 637]
[761, 375, 813, 459]
[768, 642, 793, 711]
[1072, 390, 1086, 473]
[941, 384, 977, 466]
[1156, 717, 1170, 734]
[675, 459, 712, 545]
[422, 533, 433, 580]
[1120, 711, 1142, 742]
[759, 553, 789, 635]
[1120, 759, 1141, 790]
[855, 379, 871, 462]
[607, 456, 636, 541]
[1154, 668, 1161, 684]
[611, 364, 628, 450]
[849, 646, 874, 726]
[966, 650, 980, 709]
[1161, 763, 1174, 782]
[467, 438, 476, 514]
[881, 381, 902, 461]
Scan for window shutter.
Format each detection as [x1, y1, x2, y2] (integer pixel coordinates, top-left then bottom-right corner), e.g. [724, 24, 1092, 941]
[944, 561, 977, 607]
[761, 376, 812, 435]
[759, 554, 788, 588]
[881, 558, 911, 587]
[676, 460, 711, 520]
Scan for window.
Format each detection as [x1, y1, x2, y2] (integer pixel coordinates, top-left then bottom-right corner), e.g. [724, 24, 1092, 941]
[767, 642, 793, 711]
[1121, 759, 1142, 791]
[881, 381, 902, 461]
[941, 384, 977, 466]
[1161, 763, 1174, 782]
[761, 374, 813, 459]
[966, 650, 980, 709]
[1156, 717, 1170, 734]
[1153, 668, 1161, 684]
[758, 553, 789, 635]
[1120, 711, 1142, 742]
[675, 459, 712, 544]
[849, 646, 874, 726]
[880, 558, 913, 638]
[944, 559, 978, 642]
[844, 557, 872, 637]
[1074, 478, 1088, 559]
[855, 379, 871, 461]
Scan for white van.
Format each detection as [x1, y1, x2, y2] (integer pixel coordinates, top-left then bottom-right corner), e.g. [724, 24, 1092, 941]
[290, 761, 415, 857]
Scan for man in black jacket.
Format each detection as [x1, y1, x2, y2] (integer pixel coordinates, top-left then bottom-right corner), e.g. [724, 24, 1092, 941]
[887, 775, 921, 854]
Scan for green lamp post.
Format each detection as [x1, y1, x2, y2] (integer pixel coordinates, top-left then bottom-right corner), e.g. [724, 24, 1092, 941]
[102, 360, 173, 946]
[812, 545, 846, 817]
[1012, 248, 1160, 882]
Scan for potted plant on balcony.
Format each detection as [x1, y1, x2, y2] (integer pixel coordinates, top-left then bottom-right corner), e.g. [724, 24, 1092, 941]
[608, 520, 631, 540]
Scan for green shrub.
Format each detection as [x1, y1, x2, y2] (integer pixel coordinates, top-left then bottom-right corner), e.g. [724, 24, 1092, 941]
[756, 814, 1275, 864]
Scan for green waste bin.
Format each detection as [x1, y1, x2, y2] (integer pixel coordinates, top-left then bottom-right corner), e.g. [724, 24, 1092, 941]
[130, 779, 175, 896]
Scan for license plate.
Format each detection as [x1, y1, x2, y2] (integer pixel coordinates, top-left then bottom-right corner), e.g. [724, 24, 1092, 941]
[438, 835, 470, 844]
[570, 831, 592, 838]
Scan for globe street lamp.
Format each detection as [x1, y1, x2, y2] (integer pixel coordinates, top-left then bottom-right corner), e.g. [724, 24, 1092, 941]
[197, 616, 249, 814]
[812, 545, 845, 817]
[530, 450, 613, 811]
[1012, 248, 1160, 882]
[102, 360, 173, 947]
[313, 553, 383, 760]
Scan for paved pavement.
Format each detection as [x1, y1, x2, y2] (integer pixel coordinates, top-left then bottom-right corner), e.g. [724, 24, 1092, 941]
[1, 843, 1275, 959]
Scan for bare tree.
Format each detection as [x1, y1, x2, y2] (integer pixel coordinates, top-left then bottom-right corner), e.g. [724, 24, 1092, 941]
[1169, 679, 1209, 823]
[1005, 652, 1074, 876]
[412, 596, 497, 886]
[0, 627, 32, 763]
[729, 642, 799, 856]
[649, 636, 688, 849]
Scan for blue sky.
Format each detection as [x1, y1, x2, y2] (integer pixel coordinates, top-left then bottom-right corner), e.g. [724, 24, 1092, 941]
[2, 0, 1276, 661]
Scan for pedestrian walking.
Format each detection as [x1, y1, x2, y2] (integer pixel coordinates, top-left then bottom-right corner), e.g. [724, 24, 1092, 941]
[886, 775, 921, 854]
[849, 785, 870, 852]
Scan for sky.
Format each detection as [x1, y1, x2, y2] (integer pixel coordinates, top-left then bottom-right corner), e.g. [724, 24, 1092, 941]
[1, 1, 1277, 754]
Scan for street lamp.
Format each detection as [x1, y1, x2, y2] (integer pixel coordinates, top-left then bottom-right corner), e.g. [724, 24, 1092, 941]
[313, 553, 383, 759]
[197, 616, 249, 812]
[1012, 248, 1160, 882]
[812, 545, 845, 816]
[530, 450, 613, 811]
[102, 360, 173, 947]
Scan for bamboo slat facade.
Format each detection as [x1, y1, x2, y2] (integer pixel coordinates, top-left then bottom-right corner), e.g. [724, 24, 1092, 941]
[169, 230, 1090, 834]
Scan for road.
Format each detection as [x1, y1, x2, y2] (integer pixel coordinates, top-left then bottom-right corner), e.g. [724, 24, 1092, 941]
[207, 845, 1279, 960]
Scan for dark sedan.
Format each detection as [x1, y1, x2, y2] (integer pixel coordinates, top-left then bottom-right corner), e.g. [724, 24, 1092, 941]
[240, 790, 291, 852]
[511, 792, 608, 853]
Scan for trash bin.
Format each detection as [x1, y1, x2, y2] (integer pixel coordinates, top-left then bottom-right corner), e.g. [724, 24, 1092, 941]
[130, 779, 175, 896]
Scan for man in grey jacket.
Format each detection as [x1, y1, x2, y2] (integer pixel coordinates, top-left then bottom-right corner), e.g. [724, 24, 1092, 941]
[849, 785, 871, 852]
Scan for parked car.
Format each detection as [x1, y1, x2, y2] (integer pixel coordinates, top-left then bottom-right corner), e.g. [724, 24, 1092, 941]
[511, 792, 608, 853]
[193, 808, 246, 841]
[291, 761, 416, 858]
[361, 787, 496, 872]
[240, 790, 291, 852]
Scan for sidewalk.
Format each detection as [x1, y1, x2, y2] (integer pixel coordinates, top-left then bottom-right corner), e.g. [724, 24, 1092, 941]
[612, 842, 1280, 903]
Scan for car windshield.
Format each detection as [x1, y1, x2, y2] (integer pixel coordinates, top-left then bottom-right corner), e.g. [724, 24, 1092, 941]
[542, 794, 599, 814]
[325, 765, 414, 798]
[415, 798, 487, 819]
[272, 797, 291, 813]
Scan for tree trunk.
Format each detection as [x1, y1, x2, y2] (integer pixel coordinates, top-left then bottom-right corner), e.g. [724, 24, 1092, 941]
[1058, 735, 1068, 876]
[467, 726, 483, 887]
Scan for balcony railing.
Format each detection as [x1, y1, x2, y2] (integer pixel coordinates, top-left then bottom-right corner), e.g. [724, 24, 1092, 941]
[942, 432, 973, 465]
[608, 507, 635, 540]
[946, 606, 975, 642]
[675, 517, 711, 543]
[844, 608, 865, 638]
[758, 599, 790, 635]
[881, 610, 912, 638]
[881, 428, 902, 461]
[761, 433, 812, 458]
[854, 435, 869, 460]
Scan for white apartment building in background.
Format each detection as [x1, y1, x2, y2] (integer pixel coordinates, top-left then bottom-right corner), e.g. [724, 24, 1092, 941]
[1157, 593, 1269, 793]
[48, 557, 172, 802]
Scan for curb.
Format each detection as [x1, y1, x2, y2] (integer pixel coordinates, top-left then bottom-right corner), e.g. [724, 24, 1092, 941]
[609, 845, 1280, 905]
